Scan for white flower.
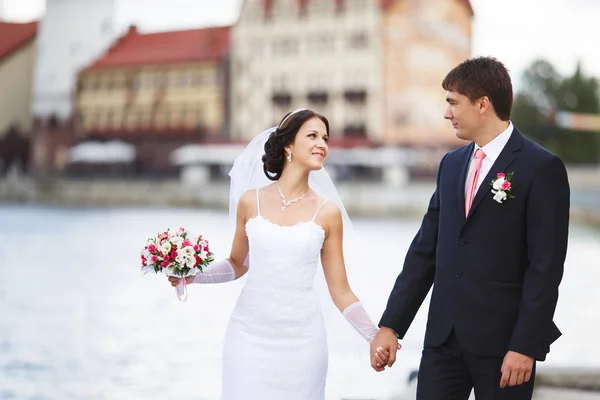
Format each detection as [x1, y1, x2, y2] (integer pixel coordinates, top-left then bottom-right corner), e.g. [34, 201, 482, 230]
[171, 236, 184, 247]
[142, 249, 152, 260]
[164, 266, 175, 276]
[492, 177, 506, 191]
[175, 253, 186, 265]
[181, 246, 195, 258]
[492, 189, 507, 203]
[161, 241, 172, 253]
[199, 250, 209, 260]
[185, 256, 196, 268]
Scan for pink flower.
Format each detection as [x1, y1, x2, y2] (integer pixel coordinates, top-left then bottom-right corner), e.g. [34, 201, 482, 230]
[182, 239, 192, 247]
[141, 255, 147, 265]
[193, 245, 200, 252]
[497, 172, 505, 179]
[148, 244, 157, 254]
[194, 255, 201, 267]
[502, 181, 511, 190]
[170, 249, 178, 259]
[151, 255, 158, 263]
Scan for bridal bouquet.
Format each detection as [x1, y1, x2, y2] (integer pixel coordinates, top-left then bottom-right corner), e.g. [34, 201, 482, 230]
[141, 227, 214, 301]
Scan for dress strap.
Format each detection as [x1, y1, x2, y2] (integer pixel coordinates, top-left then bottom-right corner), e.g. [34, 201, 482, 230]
[312, 200, 328, 222]
[256, 189, 261, 217]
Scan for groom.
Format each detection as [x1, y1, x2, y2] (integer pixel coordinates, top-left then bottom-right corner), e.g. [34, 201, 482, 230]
[371, 57, 570, 399]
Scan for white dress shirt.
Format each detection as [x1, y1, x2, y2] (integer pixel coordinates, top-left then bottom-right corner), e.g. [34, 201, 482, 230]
[465, 121, 514, 196]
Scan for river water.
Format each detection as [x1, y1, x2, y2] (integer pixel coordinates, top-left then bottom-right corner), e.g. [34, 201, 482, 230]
[0, 205, 598, 399]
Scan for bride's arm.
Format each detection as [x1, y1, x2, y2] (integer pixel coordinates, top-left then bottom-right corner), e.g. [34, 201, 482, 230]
[227, 190, 253, 277]
[320, 205, 379, 343]
[189, 191, 252, 284]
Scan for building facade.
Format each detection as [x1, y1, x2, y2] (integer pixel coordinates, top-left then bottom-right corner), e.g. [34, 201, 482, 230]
[0, 21, 37, 173]
[382, 0, 472, 146]
[231, 0, 472, 147]
[0, 21, 37, 137]
[76, 25, 230, 140]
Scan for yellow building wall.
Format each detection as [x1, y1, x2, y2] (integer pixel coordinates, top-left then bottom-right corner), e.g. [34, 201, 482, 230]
[0, 40, 36, 136]
[76, 61, 225, 135]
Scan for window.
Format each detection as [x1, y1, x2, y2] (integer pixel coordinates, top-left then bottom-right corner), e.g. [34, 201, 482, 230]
[272, 38, 299, 56]
[213, 70, 223, 85]
[308, 34, 335, 53]
[347, 32, 369, 49]
[193, 72, 206, 86]
[106, 110, 114, 127]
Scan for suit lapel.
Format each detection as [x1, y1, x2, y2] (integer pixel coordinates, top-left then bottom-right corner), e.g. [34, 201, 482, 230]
[456, 142, 475, 218]
[464, 129, 523, 223]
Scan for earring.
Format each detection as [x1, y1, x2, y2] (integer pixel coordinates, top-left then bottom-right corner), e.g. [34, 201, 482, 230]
[287, 153, 292, 163]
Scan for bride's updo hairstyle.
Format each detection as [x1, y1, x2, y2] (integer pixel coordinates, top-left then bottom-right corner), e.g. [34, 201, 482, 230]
[262, 109, 329, 181]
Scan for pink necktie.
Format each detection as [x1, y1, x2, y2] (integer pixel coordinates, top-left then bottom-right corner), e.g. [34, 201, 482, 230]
[465, 148, 485, 216]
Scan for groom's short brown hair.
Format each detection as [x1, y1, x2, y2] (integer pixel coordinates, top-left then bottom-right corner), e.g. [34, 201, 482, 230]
[442, 56, 513, 121]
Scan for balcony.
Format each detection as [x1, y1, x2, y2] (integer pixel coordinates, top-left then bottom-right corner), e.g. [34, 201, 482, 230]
[271, 91, 292, 106]
[307, 90, 328, 104]
[343, 89, 367, 103]
[343, 123, 367, 137]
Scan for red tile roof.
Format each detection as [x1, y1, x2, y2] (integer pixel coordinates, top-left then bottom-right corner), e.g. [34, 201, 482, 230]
[0, 21, 38, 63]
[83, 25, 230, 71]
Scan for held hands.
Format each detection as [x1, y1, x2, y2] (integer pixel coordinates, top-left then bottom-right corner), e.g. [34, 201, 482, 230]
[370, 326, 402, 372]
[500, 351, 534, 388]
[168, 275, 194, 287]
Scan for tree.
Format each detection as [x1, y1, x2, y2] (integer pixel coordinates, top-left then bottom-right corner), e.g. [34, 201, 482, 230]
[512, 59, 600, 163]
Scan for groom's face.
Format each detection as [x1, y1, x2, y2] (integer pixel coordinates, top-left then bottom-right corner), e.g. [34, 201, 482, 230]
[444, 91, 482, 141]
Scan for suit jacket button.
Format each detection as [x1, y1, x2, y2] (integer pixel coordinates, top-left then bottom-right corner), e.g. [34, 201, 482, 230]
[459, 238, 467, 246]
[455, 271, 462, 278]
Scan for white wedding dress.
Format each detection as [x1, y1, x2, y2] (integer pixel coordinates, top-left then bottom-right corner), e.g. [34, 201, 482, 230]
[221, 189, 329, 400]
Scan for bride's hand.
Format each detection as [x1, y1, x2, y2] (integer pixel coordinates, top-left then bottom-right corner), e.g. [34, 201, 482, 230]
[168, 276, 194, 287]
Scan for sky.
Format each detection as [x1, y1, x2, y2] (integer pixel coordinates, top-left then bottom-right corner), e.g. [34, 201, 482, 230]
[1, 0, 599, 90]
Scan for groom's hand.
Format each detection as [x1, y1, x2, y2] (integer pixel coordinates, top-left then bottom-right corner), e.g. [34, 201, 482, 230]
[500, 351, 534, 388]
[370, 327, 401, 371]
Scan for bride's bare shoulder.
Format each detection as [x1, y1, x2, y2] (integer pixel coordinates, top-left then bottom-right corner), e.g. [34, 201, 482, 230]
[238, 185, 276, 211]
[317, 199, 342, 225]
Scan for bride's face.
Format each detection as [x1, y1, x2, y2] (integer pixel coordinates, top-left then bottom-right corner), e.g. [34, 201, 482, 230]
[286, 117, 329, 171]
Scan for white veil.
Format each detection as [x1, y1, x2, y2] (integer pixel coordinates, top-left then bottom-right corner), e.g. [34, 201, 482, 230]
[228, 126, 353, 234]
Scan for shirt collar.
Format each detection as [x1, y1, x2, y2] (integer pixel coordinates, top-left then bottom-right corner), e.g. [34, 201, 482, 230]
[474, 121, 514, 163]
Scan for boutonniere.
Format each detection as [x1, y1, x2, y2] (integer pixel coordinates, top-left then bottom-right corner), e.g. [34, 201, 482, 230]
[490, 172, 515, 203]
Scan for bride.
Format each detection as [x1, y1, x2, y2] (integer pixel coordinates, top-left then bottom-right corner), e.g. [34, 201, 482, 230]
[169, 109, 394, 399]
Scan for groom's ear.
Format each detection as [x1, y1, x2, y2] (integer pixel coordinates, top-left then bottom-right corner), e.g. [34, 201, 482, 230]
[478, 96, 492, 114]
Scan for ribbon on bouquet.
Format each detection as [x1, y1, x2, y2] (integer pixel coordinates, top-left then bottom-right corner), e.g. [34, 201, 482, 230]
[175, 276, 188, 302]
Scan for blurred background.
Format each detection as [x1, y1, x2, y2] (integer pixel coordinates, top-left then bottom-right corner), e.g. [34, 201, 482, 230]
[0, 0, 599, 399]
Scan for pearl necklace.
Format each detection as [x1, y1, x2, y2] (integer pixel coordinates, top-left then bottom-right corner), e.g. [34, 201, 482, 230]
[276, 181, 310, 212]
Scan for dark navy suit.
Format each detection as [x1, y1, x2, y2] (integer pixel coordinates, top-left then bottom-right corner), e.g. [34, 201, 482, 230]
[379, 128, 570, 399]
